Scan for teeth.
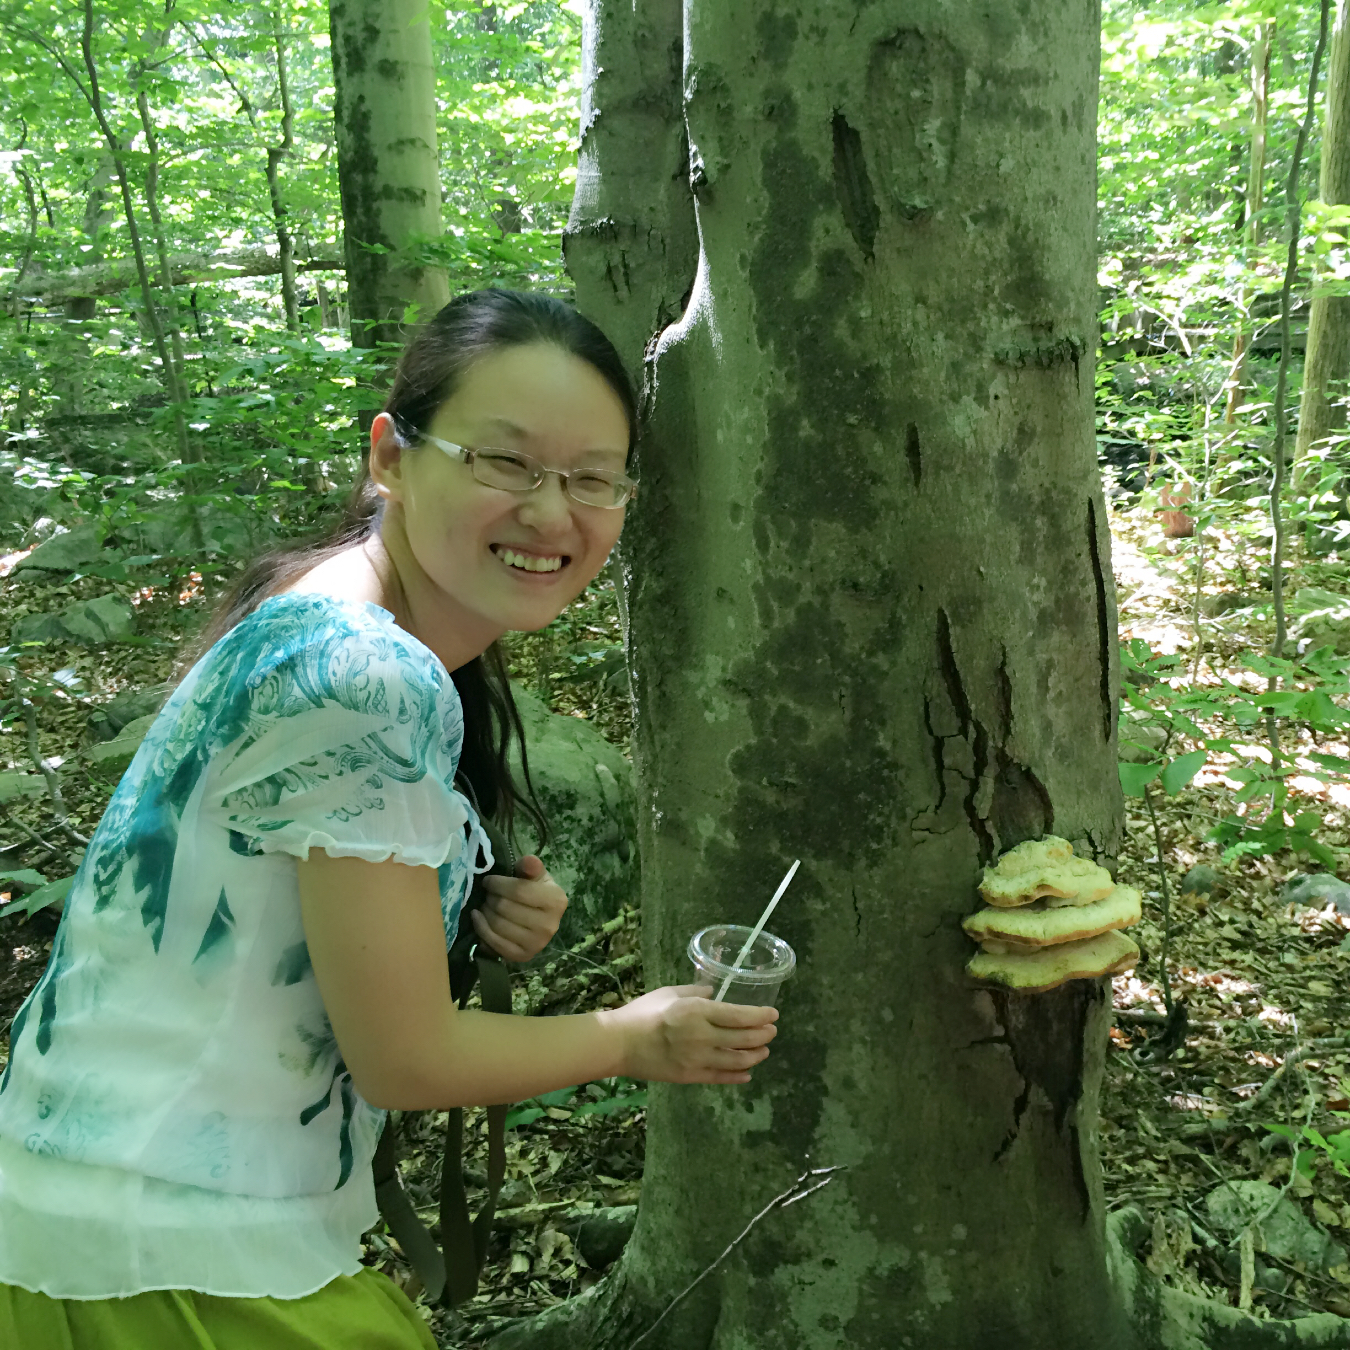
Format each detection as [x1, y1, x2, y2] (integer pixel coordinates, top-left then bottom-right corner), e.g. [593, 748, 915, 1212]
[498, 547, 563, 573]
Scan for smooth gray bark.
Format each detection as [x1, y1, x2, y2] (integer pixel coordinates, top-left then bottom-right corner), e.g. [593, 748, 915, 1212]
[1297, 0, 1350, 468]
[498, 1, 1135, 1347]
[328, 0, 449, 349]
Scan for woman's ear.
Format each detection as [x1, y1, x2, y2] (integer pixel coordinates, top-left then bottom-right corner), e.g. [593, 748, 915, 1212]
[369, 413, 407, 504]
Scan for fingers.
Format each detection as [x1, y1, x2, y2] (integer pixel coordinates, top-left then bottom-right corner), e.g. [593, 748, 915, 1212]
[470, 907, 533, 962]
[482, 893, 559, 930]
[515, 854, 546, 880]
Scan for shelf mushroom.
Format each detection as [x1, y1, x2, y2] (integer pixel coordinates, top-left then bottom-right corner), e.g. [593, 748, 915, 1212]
[965, 836, 1141, 992]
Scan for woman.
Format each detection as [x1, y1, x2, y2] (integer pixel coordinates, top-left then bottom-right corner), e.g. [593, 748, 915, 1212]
[0, 290, 779, 1348]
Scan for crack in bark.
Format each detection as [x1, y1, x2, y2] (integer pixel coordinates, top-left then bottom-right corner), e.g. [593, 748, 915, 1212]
[935, 610, 996, 864]
[1086, 497, 1113, 742]
[831, 111, 879, 260]
[905, 421, 922, 487]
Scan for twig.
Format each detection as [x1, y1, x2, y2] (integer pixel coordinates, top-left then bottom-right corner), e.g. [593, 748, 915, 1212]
[1234, 1037, 1350, 1115]
[0, 806, 77, 872]
[625, 1166, 846, 1350]
[22, 701, 87, 847]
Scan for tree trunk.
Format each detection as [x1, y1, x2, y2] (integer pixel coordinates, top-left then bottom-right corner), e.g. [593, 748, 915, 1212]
[1296, 0, 1350, 471]
[1225, 22, 1273, 424]
[267, 9, 300, 333]
[74, 0, 187, 462]
[562, 0, 697, 394]
[136, 86, 195, 461]
[497, 1, 1134, 1347]
[328, 0, 449, 350]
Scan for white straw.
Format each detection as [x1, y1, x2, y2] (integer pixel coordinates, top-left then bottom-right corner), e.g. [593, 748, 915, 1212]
[714, 859, 800, 1001]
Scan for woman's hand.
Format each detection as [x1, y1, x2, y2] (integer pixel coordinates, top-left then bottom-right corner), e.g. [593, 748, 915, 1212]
[601, 986, 779, 1085]
[471, 855, 568, 962]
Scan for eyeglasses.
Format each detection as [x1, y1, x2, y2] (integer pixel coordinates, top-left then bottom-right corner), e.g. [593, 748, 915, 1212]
[412, 430, 637, 509]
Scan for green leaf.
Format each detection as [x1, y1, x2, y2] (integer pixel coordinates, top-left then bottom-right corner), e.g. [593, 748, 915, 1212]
[0, 869, 47, 888]
[504, 1106, 546, 1129]
[1160, 749, 1207, 795]
[1119, 761, 1163, 796]
[0, 773, 46, 803]
[0, 874, 73, 920]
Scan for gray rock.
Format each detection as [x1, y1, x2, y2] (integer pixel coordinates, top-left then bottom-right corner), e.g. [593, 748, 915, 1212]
[87, 684, 171, 741]
[1292, 593, 1350, 656]
[508, 685, 637, 952]
[115, 506, 273, 559]
[11, 594, 136, 647]
[1119, 710, 1167, 764]
[13, 524, 104, 574]
[83, 713, 158, 780]
[1180, 864, 1221, 899]
[1281, 872, 1350, 916]
[561, 1205, 637, 1269]
[1204, 1181, 1348, 1273]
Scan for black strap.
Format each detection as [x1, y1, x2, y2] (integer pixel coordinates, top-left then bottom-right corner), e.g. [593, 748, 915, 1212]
[375, 809, 518, 1306]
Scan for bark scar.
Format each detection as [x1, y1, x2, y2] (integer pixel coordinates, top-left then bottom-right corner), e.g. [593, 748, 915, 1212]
[1086, 498, 1113, 742]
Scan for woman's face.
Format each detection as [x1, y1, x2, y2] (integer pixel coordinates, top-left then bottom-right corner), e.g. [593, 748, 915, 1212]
[371, 341, 631, 637]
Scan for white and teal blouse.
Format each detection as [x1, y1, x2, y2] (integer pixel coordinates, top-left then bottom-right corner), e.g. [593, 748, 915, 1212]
[0, 594, 490, 1299]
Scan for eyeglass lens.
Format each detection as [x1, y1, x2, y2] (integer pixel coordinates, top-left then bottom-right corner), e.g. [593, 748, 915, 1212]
[474, 451, 630, 507]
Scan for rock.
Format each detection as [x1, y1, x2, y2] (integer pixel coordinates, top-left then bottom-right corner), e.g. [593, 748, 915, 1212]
[86, 684, 171, 741]
[1179, 864, 1221, 899]
[508, 685, 637, 952]
[561, 1205, 637, 1269]
[1200, 591, 1260, 617]
[11, 594, 136, 647]
[13, 523, 104, 574]
[1281, 873, 1350, 916]
[1119, 710, 1166, 763]
[114, 505, 274, 559]
[83, 713, 158, 780]
[1292, 594, 1350, 657]
[1204, 1181, 1348, 1274]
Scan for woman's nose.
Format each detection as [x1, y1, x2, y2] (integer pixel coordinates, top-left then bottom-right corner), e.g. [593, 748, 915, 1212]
[515, 470, 574, 529]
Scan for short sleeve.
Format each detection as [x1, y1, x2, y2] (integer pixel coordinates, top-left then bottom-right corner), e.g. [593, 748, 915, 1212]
[198, 606, 470, 869]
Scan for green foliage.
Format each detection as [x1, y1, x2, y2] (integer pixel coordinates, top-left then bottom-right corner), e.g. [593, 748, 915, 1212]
[1265, 1117, 1350, 1181]
[1118, 638, 1350, 865]
[505, 1078, 648, 1130]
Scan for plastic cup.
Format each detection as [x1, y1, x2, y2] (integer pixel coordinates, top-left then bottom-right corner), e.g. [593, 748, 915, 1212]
[688, 925, 796, 1006]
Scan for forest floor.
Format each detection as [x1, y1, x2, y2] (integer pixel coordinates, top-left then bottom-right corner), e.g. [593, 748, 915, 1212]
[1, 497, 1349, 1342]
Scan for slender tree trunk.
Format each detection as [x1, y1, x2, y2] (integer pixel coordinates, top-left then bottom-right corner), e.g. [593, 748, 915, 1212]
[498, 1, 1130, 1345]
[74, 0, 188, 462]
[328, 0, 449, 351]
[267, 9, 300, 332]
[1296, 0, 1350, 477]
[1225, 22, 1273, 424]
[135, 86, 196, 461]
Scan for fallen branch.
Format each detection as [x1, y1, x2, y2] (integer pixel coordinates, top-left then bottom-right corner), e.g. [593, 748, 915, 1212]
[3, 246, 343, 305]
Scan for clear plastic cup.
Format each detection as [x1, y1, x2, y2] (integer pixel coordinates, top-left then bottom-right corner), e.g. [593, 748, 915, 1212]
[688, 925, 796, 1006]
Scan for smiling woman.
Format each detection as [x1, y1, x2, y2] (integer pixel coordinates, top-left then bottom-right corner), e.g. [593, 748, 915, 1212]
[0, 290, 781, 1350]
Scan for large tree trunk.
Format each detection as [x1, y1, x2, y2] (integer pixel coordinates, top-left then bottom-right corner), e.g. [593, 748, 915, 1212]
[328, 0, 449, 350]
[497, 1, 1135, 1347]
[1296, 0, 1350, 471]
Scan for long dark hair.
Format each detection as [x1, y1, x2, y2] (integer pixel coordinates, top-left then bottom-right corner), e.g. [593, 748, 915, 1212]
[193, 289, 637, 841]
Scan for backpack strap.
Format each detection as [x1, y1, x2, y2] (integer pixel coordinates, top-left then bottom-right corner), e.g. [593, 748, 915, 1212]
[374, 808, 518, 1307]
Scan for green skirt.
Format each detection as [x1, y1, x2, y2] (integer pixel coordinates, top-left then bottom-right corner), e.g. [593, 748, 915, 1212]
[0, 1267, 439, 1350]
